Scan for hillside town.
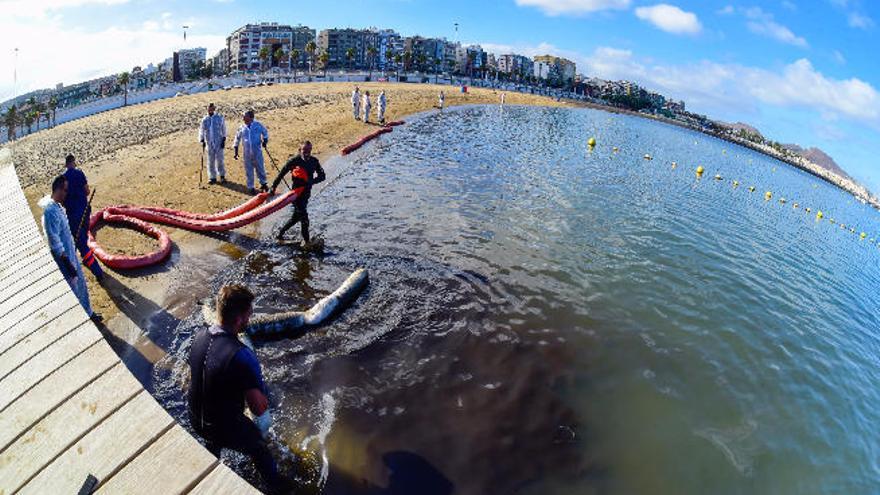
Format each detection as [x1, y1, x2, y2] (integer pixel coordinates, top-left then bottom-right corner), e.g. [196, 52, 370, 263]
[2, 21, 876, 208]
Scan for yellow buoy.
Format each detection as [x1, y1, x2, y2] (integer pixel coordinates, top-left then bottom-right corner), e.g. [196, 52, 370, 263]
[612, 146, 620, 153]
[696, 165, 704, 175]
[805, 207, 811, 213]
[671, 161, 677, 169]
[765, 191, 772, 200]
[793, 203, 799, 209]
[748, 186, 755, 192]
[779, 198, 786, 204]
[860, 232, 867, 239]
[588, 137, 596, 147]
[644, 154, 653, 160]
[816, 210, 824, 219]
[733, 180, 740, 187]
[714, 174, 722, 180]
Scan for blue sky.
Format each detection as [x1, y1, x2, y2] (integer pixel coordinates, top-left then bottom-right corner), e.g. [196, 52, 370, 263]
[1, 0, 878, 191]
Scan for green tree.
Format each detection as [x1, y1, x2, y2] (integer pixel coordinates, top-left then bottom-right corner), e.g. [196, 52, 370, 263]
[393, 53, 403, 79]
[367, 46, 378, 79]
[23, 109, 36, 135]
[319, 51, 329, 77]
[48, 96, 58, 128]
[273, 47, 285, 69]
[3, 105, 17, 141]
[345, 47, 356, 72]
[416, 52, 427, 72]
[385, 48, 394, 74]
[118, 71, 131, 106]
[403, 50, 412, 72]
[305, 41, 317, 74]
[290, 48, 301, 80]
[259, 46, 271, 73]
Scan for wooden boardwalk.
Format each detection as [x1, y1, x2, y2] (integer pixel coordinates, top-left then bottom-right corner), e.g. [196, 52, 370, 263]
[0, 154, 261, 494]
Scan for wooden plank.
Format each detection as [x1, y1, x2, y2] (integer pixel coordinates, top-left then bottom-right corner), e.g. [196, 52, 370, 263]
[95, 426, 218, 495]
[0, 362, 142, 493]
[0, 305, 89, 380]
[0, 260, 60, 305]
[189, 463, 262, 495]
[19, 391, 176, 495]
[0, 280, 72, 336]
[0, 249, 50, 285]
[0, 323, 100, 412]
[0, 271, 65, 322]
[0, 294, 78, 356]
[0, 344, 119, 451]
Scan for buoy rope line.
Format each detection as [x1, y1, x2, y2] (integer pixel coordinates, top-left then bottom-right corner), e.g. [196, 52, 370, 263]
[588, 138, 880, 246]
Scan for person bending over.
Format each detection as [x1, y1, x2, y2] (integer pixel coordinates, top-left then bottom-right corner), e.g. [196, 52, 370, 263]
[270, 140, 325, 244]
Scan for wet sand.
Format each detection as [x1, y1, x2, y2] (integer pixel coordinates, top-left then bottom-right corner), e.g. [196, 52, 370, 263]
[9, 82, 574, 353]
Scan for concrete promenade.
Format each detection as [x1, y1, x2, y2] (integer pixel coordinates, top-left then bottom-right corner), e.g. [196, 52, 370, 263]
[0, 149, 260, 494]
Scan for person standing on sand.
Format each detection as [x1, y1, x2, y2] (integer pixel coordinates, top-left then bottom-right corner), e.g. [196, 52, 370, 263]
[62, 154, 104, 281]
[233, 110, 269, 195]
[362, 90, 371, 123]
[438, 90, 445, 111]
[500, 92, 505, 106]
[189, 284, 289, 494]
[270, 140, 325, 245]
[39, 175, 102, 323]
[377, 90, 387, 123]
[351, 86, 361, 120]
[199, 103, 227, 184]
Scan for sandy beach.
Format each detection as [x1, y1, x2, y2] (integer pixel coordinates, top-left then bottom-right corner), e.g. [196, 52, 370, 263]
[10, 82, 574, 334]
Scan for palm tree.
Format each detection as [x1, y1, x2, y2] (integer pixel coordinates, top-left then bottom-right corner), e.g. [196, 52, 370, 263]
[319, 51, 329, 77]
[34, 101, 47, 131]
[3, 105, 17, 141]
[393, 53, 403, 80]
[23, 110, 36, 135]
[290, 48, 301, 80]
[366, 46, 378, 80]
[416, 52, 427, 73]
[273, 47, 285, 70]
[259, 46, 271, 74]
[403, 50, 412, 72]
[118, 72, 131, 106]
[385, 48, 394, 75]
[305, 41, 317, 74]
[48, 96, 58, 128]
[345, 47, 356, 73]
[432, 57, 442, 83]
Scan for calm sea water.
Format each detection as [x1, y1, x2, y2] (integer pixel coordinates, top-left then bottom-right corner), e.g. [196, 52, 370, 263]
[156, 105, 880, 494]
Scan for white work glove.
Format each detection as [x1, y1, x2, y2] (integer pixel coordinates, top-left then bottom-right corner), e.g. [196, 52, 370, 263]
[254, 410, 273, 440]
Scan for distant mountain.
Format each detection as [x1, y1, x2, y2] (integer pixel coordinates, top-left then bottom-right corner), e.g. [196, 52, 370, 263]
[782, 144, 852, 181]
[720, 121, 764, 140]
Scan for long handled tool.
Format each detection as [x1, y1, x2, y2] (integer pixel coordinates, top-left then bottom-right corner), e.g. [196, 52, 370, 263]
[264, 147, 291, 190]
[198, 145, 205, 189]
[74, 188, 100, 272]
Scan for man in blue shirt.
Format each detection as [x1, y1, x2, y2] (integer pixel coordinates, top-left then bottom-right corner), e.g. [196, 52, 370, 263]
[62, 154, 104, 281]
[188, 284, 286, 493]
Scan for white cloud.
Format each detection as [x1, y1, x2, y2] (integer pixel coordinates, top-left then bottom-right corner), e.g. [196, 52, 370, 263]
[782, 1, 797, 11]
[833, 50, 846, 64]
[744, 7, 808, 47]
[848, 12, 875, 29]
[717, 5, 735, 15]
[514, 0, 631, 16]
[634, 4, 702, 35]
[0, 12, 225, 102]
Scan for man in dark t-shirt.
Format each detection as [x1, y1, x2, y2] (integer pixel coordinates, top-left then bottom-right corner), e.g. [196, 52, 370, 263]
[270, 140, 326, 244]
[188, 285, 286, 493]
[62, 154, 104, 280]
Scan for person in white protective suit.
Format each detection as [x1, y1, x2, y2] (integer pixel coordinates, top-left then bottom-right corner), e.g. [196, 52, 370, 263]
[351, 86, 361, 120]
[362, 91, 371, 123]
[438, 90, 445, 111]
[377, 90, 387, 123]
[199, 103, 227, 184]
[39, 175, 102, 323]
[233, 109, 270, 195]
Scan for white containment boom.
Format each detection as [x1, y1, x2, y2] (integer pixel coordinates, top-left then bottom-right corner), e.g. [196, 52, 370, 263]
[203, 268, 369, 337]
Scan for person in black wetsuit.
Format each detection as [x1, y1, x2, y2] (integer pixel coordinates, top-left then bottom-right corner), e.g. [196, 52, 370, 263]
[270, 140, 325, 244]
[188, 285, 287, 493]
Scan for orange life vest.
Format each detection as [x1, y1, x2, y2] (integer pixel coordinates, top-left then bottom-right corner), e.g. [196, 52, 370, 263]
[292, 166, 308, 196]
